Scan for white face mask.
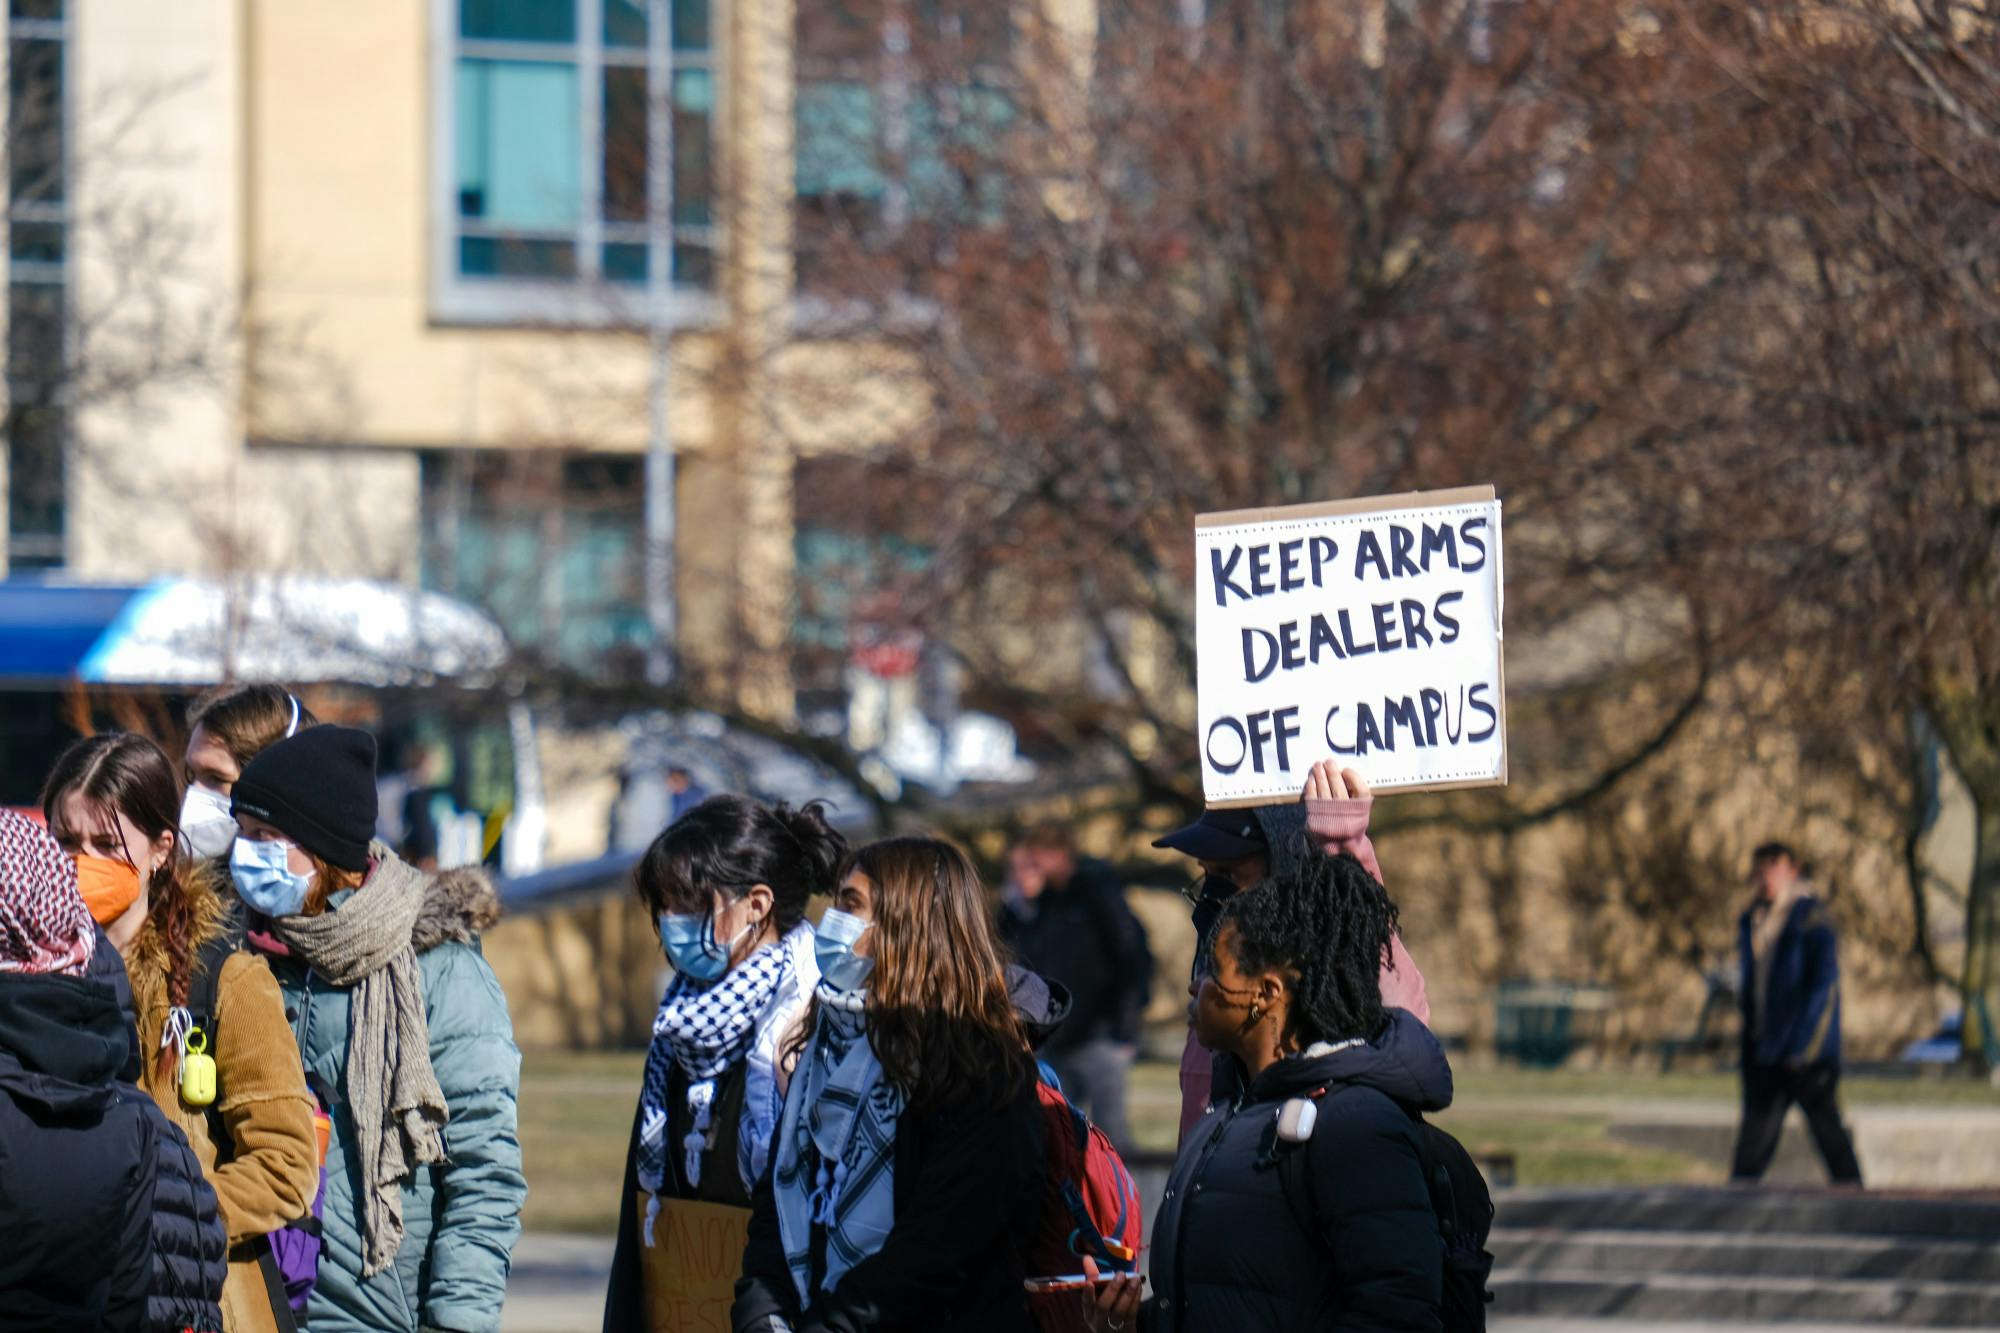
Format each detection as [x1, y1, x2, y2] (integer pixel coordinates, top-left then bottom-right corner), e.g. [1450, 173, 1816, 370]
[180, 783, 238, 861]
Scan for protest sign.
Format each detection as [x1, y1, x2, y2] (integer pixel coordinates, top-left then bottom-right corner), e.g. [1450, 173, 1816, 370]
[638, 1195, 751, 1333]
[1196, 486, 1506, 804]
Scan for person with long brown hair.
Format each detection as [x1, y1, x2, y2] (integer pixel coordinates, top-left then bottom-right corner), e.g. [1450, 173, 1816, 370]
[733, 837, 1046, 1333]
[41, 732, 320, 1333]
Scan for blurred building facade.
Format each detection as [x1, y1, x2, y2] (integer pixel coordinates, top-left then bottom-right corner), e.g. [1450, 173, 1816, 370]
[0, 0, 1074, 726]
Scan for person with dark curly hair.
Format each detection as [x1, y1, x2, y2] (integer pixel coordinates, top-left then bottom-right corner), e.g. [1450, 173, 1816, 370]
[1085, 844, 1450, 1332]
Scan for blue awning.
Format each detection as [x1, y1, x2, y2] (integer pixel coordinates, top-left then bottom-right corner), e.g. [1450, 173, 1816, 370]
[0, 582, 147, 684]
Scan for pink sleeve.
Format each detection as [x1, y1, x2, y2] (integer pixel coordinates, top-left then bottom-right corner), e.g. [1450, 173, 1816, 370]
[1304, 795, 1382, 882]
[1379, 931, 1430, 1025]
[1307, 795, 1430, 1025]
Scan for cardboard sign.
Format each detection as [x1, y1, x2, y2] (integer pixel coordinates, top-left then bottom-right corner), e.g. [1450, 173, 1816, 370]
[1196, 486, 1506, 804]
[638, 1194, 753, 1333]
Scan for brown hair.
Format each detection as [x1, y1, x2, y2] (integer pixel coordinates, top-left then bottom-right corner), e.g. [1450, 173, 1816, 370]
[1017, 821, 1077, 855]
[298, 847, 366, 916]
[185, 684, 318, 771]
[796, 836, 1032, 1113]
[41, 732, 206, 1079]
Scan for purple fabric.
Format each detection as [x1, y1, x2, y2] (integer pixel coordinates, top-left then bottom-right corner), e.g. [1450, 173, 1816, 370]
[270, 1166, 326, 1310]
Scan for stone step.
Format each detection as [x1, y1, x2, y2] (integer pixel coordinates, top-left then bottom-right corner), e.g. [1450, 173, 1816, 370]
[1497, 1187, 2000, 1239]
[1490, 1269, 2000, 1327]
[1490, 1227, 2000, 1284]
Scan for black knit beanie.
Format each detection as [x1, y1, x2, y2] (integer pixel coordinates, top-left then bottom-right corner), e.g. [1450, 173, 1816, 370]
[232, 726, 379, 873]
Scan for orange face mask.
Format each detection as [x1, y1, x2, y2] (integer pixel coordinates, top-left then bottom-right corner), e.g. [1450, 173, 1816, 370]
[74, 855, 143, 926]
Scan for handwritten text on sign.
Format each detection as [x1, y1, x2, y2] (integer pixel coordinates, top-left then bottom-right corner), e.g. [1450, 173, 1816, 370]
[1196, 489, 1507, 803]
[639, 1194, 751, 1333]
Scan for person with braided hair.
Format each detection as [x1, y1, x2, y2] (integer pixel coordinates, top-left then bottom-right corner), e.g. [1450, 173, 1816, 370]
[1156, 761, 1429, 1142]
[1084, 844, 1450, 1333]
[42, 732, 319, 1333]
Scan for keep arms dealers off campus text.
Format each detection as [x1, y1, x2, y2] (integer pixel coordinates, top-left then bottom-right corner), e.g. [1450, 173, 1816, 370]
[1205, 513, 1499, 777]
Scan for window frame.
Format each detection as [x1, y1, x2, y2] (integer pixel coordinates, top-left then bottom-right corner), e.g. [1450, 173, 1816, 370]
[428, 0, 727, 329]
[5, 1, 71, 570]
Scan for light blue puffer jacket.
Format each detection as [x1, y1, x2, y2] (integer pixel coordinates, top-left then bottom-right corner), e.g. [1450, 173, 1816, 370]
[260, 852, 524, 1333]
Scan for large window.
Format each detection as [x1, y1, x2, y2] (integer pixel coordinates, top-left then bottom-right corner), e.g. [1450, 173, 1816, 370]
[6, 0, 67, 570]
[438, 0, 717, 323]
[794, 0, 1014, 291]
[420, 450, 649, 669]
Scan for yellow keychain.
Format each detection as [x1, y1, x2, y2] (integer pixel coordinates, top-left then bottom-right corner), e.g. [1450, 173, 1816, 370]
[181, 1027, 218, 1108]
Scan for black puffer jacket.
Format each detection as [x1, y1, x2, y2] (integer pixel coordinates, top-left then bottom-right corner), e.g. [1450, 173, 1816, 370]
[87, 932, 230, 1333]
[0, 971, 155, 1332]
[1145, 1010, 1451, 1333]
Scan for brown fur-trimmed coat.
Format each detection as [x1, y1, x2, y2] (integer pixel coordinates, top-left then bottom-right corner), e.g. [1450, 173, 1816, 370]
[126, 868, 319, 1333]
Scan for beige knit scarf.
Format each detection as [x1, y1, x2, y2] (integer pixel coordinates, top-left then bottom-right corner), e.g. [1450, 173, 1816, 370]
[274, 853, 448, 1277]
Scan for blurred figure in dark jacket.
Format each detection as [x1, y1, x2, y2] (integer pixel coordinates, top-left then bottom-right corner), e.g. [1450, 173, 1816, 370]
[999, 823, 1153, 1148]
[1730, 841, 1862, 1185]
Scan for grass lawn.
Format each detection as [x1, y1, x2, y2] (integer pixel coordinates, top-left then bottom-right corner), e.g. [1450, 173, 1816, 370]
[517, 1051, 2000, 1233]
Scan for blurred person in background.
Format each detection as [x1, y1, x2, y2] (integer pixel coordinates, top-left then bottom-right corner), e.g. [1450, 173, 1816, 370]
[0, 808, 226, 1333]
[1153, 762, 1428, 1142]
[43, 733, 318, 1333]
[230, 726, 524, 1333]
[998, 822, 1152, 1148]
[604, 795, 845, 1332]
[1731, 841, 1862, 1186]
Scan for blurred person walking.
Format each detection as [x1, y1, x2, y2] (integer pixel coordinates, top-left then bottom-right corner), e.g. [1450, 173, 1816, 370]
[1152, 762, 1428, 1141]
[43, 733, 319, 1333]
[999, 823, 1153, 1148]
[732, 837, 1046, 1333]
[1730, 842, 1862, 1185]
[603, 796, 845, 1332]
[1084, 853, 1450, 1333]
[0, 808, 226, 1333]
[228, 726, 526, 1332]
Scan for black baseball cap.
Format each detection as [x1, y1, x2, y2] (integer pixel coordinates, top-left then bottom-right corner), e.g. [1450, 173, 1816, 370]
[1151, 808, 1267, 862]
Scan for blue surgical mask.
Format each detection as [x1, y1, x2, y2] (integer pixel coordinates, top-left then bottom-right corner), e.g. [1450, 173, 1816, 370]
[659, 911, 745, 984]
[230, 837, 316, 919]
[814, 907, 875, 993]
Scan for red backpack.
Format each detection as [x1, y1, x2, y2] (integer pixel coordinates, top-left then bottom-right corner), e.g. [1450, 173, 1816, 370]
[1025, 1061, 1144, 1333]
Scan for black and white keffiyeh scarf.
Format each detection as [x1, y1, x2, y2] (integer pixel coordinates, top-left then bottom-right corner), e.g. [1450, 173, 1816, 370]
[638, 931, 794, 1235]
[773, 982, 905, 1304]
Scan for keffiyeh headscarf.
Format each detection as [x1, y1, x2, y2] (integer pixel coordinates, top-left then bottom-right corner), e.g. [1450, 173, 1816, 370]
[0, 810, 94, 977]
[773, 982, 904, 1304]
[638, 922, 803, 1239]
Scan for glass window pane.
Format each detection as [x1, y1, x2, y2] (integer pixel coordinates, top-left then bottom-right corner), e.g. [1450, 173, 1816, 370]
[603, 241, 647, 283]
[908, 86, 1012, 221]
[674, 241, 714, 290]
[8, 221, 64, 265]
[9, 0, 62, 17]
[456, 58, 580, 228]
[6, 401, 66, 546]
[605, 0, 646, 46]
[461, 0, 575, 43]
[673, 70, 713, 226]
[459, 235, 578, 279]
[8, 281, 63, 387]
[602, 67, 647, 223]
[795, 81, 882, 200]
[8, 38, 64, 205]
[673, 0, 710, 52]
